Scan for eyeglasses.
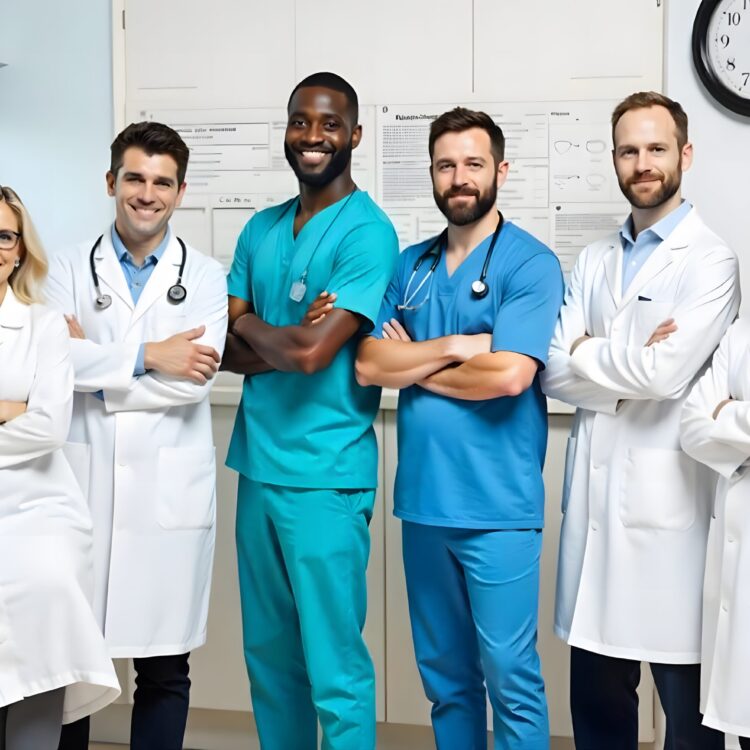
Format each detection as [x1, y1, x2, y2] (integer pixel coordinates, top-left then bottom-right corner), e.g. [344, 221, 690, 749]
[0, 230, 21, 251]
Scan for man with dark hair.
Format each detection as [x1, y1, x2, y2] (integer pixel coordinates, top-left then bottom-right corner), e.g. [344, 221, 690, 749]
[46, 121, 228, 750]
[542, 92, 738, 749]
[356, 108, 563, 749]
[221, 72, 398, 750]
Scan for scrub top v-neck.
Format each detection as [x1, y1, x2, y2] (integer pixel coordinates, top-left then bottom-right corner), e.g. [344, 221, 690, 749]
[226, 190, 399, 490]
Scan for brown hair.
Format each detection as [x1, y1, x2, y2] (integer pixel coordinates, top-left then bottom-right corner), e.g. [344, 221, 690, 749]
[110, 121, 190, 184]
[0, 186, 48, 305]
[429, 107, 506, 164]
[611, 92, 689, 149]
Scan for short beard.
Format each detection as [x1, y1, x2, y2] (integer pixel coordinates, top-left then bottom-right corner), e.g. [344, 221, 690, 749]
[433, 181, 498, 226]
[284, 139, 353, 188]
[619, 167, 681, 210]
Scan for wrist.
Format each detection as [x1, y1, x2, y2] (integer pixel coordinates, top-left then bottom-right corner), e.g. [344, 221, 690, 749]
[143, 342, 158, 371]
[444, 335, 463, 362]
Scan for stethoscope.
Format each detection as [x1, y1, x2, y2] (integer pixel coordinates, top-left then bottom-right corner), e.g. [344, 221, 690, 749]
[89, 234, 188, 310]
[398, 211, 504, 311]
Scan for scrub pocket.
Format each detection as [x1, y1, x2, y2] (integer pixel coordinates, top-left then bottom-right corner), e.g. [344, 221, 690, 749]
[157, 446, 216, 530]
[620, 447, 697, 530]
[63, 441, 91, 498]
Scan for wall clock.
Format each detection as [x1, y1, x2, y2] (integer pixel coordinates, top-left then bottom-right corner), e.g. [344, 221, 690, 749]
[692, 0, 750, 116]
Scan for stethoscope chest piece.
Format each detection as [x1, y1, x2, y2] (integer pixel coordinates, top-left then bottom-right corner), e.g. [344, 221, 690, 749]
[95, 293, 113, 310]
[167, 283, 187, 304]
[471, 279, 489, 299]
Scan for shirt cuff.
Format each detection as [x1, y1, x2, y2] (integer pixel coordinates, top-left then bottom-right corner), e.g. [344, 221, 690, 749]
[134, 344, 146, 376]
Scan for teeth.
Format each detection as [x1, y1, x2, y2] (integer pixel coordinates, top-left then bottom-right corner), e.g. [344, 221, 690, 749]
[300, 150, 329, 166]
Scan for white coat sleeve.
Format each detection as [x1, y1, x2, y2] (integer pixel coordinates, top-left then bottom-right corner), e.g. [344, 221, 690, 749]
[0, 313, 73, 467]
[570, 245, 739, 402]
[44, 249, 139, 391]
[540, 248, 620, 414]
[681, 325, 750, 479]
[102, 263, 228, 412]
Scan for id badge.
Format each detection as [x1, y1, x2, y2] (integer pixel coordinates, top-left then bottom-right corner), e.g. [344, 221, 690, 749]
[289, 280, 307, 303]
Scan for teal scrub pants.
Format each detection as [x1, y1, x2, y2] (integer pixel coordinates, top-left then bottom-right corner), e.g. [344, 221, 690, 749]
[236, 477, 376, 750]
[402, 522, 549, 750]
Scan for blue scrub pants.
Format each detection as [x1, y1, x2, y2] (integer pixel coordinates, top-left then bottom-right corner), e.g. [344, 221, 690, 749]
[236, 477, 376, 750]
[402, 522, 549, 750]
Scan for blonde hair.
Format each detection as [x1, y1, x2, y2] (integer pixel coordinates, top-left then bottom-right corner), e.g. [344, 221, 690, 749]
[0, 186, 48, 304]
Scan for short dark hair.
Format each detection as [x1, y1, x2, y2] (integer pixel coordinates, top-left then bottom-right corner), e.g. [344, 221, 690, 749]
[429, 107, 506, 164]
[110, 121, 190, 184]
[287, 71, 359, 126]
[611, 91, 689, 149]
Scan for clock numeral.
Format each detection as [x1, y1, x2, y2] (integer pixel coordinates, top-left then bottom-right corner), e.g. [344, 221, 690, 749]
[720, 33, 731, 47]
[724, 11, 742, 25]
[728, 57, 737, 71]
[742, 72, 750, 88]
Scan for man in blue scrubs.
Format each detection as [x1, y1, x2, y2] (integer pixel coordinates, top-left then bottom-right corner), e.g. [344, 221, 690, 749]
[221, 73, 398, 750]
[357, 108, 563, 750]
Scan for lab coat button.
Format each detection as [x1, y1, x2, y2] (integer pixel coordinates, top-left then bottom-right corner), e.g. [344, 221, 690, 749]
[728, 536, 735, 544]
[722, 602, 729, 613]
[590, 521, 598, 531]
[117, 461, 126, 468]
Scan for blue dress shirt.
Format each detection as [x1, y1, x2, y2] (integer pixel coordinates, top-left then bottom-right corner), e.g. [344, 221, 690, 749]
[620, 201, 692, 294]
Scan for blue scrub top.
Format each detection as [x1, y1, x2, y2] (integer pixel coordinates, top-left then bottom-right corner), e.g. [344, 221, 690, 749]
[374, 222, 564, 529]
[226, 190, 398, 490]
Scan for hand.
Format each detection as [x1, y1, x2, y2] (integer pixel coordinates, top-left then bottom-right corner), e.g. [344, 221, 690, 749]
[64, 314, 86, 339]
[570, 334, 590, 355]
[301, 291, 336, 326]
[645, 318, 677, 347]
[0, 400, 27, 423]
[713, 398, 733, 420]
[382, 318, 412, 342]
[449, 333, 492, 362]
[144, 326, 220, 385]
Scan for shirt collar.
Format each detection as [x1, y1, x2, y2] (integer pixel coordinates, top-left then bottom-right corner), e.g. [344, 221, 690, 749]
[111, 224, 171, 265]
[0, 284, 29, 329]
[620, 200, 692, 246]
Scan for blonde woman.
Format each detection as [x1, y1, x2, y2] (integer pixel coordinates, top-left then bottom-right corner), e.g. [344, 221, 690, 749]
[0, 186, 119, 750]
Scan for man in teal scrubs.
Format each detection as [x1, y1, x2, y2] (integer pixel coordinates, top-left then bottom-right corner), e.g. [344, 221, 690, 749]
[221, 72, 398, 750]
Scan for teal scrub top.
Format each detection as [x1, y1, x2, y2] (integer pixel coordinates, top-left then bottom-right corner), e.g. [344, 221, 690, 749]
[226, 190, 399, 489]
[373, 222, 564, 529]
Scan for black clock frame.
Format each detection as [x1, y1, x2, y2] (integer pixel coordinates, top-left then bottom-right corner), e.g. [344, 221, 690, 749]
[692, 0, 750, 117]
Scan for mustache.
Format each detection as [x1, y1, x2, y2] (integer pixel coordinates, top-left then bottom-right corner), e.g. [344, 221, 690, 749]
[627, 172, 664, 185]
[443, 187, 480, 199]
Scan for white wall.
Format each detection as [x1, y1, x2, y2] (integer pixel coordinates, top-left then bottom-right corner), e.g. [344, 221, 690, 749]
[665, 0, 750, 310]
[0, 0, 114, 249]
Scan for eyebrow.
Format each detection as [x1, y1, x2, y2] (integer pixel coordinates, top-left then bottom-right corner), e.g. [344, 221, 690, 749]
[122, 171, 176, 185]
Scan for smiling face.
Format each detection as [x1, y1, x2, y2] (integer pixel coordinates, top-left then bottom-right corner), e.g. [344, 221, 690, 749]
[106, 146, 186, 249]
[430, 127, 508, 226]
[0, 201, 22, 300]
[613, 105, 692, 211]
[284, 86, 361, 188]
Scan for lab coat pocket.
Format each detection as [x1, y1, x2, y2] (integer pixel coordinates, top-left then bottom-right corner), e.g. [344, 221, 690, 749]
[63, 441, 91, 498]
[561, 437, 576, 514]
[620, 448, 697, 530]
[157, 446, 216, 530]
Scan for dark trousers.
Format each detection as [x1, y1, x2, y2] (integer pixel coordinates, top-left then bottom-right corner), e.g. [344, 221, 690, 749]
[570, 646, 724, 750]
[58, 652, 190, 750]
[740, 738, 750, 749]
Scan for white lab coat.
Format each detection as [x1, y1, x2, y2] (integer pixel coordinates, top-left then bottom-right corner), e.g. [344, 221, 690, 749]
[681, 319, 750, 735]
[541, 208, 740, 663]
[0, 286, 120, 721]
[44, 230, 228, 657]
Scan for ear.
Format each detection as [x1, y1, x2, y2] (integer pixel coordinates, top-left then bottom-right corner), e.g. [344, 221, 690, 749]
[175, 182, 187, 208]
[680, 141, 694, 172]
[495, 160, 510, 190]
[106, 171, 116, 197]
[351, 124, 363, 150]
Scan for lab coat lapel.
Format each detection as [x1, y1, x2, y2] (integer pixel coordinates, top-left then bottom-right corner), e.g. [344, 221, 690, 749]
[130, 235, 183, 325]
[619, 210, 696, 309]
[0, 285, 29, 346]
[601, 241, 622, 309]
[93, 233, 135, 312]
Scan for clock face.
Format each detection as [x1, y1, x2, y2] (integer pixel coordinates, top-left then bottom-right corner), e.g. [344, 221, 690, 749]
[693, 0, 750, 116]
